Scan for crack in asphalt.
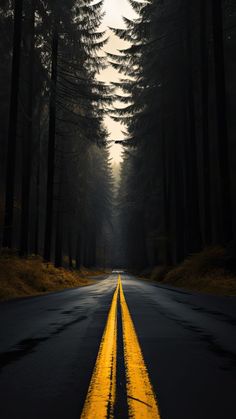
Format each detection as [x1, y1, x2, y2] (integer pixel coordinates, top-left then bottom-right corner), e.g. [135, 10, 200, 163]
[152, 301, 236, 369]
[127, 395, 153, 408]
[0, 314, 87, 372]
[172, 297, 236, 326]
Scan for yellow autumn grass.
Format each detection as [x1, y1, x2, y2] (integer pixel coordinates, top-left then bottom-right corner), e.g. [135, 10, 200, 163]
[0, 251, 106, 301]
[148, 247, 236, 296]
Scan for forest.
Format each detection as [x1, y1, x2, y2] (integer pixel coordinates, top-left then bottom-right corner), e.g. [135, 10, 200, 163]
[1, 3, 236, 417]
[111, 0, 236, 275]
[0, 0, 114, 271]
[1, 0, 236, 283]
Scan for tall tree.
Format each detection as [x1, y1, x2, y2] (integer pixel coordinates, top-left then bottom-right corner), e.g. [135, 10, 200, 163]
[184, 0, 202, 254]
[211, 0, 232, 244]
[200, 0, 212, 245]
[3, 0, 23, 248]
[19, 0, 36, 256]
[43, 16, 59, 262]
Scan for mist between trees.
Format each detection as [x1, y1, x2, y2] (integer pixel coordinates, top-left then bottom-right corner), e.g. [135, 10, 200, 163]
[1, 1, 236, 272]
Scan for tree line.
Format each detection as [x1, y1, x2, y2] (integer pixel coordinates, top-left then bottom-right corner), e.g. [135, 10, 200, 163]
[111, 0, 236, 269]
[0, 0, 113, 268]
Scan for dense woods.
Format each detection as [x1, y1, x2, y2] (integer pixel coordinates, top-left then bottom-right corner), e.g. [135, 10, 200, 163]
[0, 0, 113, 268]
[111, 0, 236, 270]
[1, 0, 236, 274]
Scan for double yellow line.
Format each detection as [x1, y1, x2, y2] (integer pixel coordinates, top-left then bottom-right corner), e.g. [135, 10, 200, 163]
[81, 275, 161, 419]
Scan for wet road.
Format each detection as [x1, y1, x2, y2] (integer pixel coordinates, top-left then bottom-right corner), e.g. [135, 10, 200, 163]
[0, 274, 235, 419]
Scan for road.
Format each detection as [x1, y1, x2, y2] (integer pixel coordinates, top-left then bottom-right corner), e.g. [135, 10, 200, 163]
[0, 273, 235, 419]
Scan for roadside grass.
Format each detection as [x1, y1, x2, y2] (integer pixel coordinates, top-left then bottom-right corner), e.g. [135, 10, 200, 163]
[145, 247, 236, 296]
[0, 250, 107, 302]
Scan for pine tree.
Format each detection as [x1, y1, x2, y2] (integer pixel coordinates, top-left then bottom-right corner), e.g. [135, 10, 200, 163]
[3, 0, 23, 248]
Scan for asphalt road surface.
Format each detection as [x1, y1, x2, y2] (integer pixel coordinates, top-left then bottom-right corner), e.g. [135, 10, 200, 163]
[0, 273, 235, 419]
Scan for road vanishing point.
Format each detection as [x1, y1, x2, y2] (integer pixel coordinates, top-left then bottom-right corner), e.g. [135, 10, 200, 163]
[0, 273, 235, 418]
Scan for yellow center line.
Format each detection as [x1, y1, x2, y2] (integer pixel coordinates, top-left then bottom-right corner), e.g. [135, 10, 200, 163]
[80, 281, 119, 419]
[81, 275, 161, 418]
[119, 275, 161, 419]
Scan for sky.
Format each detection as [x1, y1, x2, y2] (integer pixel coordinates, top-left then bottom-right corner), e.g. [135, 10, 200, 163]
[97, 0, 137, 164]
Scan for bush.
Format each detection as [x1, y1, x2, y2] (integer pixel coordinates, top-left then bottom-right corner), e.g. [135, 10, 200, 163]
[150, 265, 172, 282]
[0, 252, 93, 301]
[147, 247, 236, 295]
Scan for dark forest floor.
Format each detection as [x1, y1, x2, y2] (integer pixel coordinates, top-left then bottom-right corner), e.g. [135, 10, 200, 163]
[142, 247, 236, 296]
[0, 251, 107, 301]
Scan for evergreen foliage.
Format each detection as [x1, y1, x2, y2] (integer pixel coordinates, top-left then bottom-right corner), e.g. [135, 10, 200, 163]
[113, 0, 236, 269]
[0, 0, 113, 268]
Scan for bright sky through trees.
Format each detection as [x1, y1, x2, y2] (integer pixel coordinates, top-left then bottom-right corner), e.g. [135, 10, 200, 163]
[98, 0, 136, 164]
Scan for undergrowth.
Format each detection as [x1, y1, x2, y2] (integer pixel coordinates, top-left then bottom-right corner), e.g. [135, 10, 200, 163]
[147, 247, 236, 296]
[0, 250, 106, 301]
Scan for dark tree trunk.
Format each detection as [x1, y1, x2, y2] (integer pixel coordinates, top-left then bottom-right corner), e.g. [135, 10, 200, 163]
[162, 131, 172, 266]
[200, 0, 212, 245]
[90, 232, 97, 267]
[75, 233, 81, 270]
[68, 231, 73, 269]
[43, 25, 58, 262]
[160, 95, 172, 266]
[34, 112, 42, 256]
[88, 235, 93, 268]
[54, 157, 64, 268]
[184, 2, 202, 254]
[173, 127, 185, 264]
[211, 0, 232, 243]
[20, 0, 36, 256]
[87, 239, 93, 268]
[84, 234, 90, 268]
[136, 214, 148, 270]
[3, 0, 23, 248]
[54, 207, 63, 268]
[34, 159, 40, 255]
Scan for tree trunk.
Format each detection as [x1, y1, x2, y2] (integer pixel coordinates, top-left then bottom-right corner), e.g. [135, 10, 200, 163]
[3, 0, 23, 248]
[200, 0, 212, 245]
[54, 203, 63, 268]
[173, 120, 185, 264]
[211, 0, 232, 244]
[54, 160, 63, 268]
[43, 24, 58, 262]
[68, 231, 73, 269]
[160, 94, 172, 266]
[184, 2, 202, 254]
[90, 232, 97, 267]
[162, 131, 172, 266]
[84, 234, 90, 268]
[33, 111, 42, 256]
[20, 0, 35, 256]
[34, 158, 40, 255]
[75, 232, 81, 270]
